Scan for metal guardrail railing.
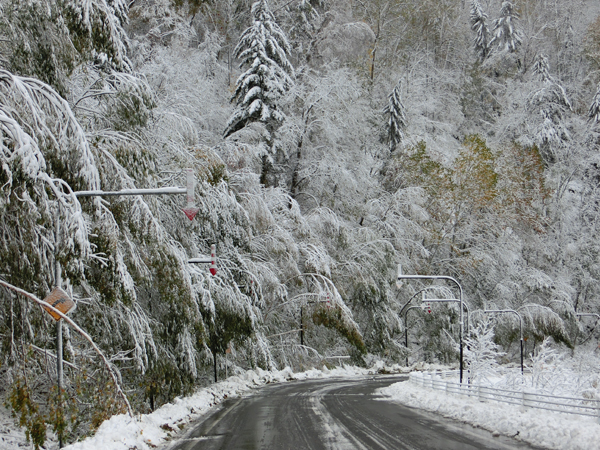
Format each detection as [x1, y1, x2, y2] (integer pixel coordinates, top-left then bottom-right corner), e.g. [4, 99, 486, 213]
[409, 371, 600, 422]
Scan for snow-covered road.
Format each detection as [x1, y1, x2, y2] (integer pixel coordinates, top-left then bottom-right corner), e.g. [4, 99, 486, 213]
[161, 375, 535, 450]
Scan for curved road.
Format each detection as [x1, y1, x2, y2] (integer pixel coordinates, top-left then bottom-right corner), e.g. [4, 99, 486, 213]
[162, 375, 538, 450]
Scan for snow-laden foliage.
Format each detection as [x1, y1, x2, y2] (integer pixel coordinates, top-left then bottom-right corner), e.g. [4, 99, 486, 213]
[224, 0, 295, 139]
[0, 0, 130, 96]
[470, 0, 491, 61]
[489, 1, 523, 54]
[0, 70, 99, 294]
[383, 79, 408, 152]
[533, 53, 551, 83]
[589, 82, 600, 125]
[3, 0, 600, 444]
[464, 317, 505, 384]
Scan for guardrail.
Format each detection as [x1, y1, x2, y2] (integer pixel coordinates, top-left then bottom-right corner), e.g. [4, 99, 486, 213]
[409, 371, 600, 423]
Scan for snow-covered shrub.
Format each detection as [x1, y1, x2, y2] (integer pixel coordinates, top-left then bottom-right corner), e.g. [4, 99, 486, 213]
[464, 317, 505, 384]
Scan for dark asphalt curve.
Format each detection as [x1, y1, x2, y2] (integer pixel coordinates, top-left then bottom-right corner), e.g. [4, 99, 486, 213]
[162, 375, 538, 450]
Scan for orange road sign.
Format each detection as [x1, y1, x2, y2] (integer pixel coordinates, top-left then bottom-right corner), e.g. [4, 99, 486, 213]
[42, 287, 75, 321]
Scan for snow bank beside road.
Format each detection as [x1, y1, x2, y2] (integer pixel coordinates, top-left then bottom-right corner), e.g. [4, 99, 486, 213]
[64, 365, 369, 450]
[378, 379, 600, 450]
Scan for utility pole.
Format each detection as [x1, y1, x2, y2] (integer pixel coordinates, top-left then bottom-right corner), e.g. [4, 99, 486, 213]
[55, 208, 64, 449]
[397, 265, 465, 383]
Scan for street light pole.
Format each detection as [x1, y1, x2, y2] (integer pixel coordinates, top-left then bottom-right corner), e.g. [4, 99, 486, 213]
[397, 265, 465, 383]
[54, 208, 64, 449]
[300, 305, 303, 347]
[576, 313, 600, 320]
[483, 309, 524, 374]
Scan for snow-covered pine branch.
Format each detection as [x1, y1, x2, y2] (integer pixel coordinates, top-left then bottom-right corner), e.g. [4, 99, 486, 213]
[383, 80, 408, 152]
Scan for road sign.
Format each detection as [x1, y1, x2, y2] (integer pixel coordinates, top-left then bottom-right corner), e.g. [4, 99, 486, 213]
[182, 168, 199, 221]
[43, 287, 76, 321]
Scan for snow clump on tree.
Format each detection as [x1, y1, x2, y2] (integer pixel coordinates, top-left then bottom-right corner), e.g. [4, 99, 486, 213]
[589, 82, 600, 125]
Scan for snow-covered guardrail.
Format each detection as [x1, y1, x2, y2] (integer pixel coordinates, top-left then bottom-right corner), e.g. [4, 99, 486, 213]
[410, 372, 600, 423]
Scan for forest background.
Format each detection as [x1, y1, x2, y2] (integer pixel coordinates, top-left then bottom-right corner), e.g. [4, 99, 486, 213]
[2, 0, 600, 446]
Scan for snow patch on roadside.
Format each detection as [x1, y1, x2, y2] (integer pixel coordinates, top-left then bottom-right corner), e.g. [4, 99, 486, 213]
[378, 378, 600, 450]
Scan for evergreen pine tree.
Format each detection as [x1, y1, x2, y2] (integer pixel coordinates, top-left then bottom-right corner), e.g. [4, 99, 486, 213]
[489, 1, 523, 54]
[470, 0, 491, 61]
[589, 82, 600, 124]
[383, 80, 407, 152]
[533, 53, 552, 83]
[224, 0, 294, 139]
[528, 55, 572, 164]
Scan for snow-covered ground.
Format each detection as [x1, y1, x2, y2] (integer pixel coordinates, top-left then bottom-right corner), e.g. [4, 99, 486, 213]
[60, 365, 373, 450]
[8, 359, 599, 450]
[378, 378, 600, 450]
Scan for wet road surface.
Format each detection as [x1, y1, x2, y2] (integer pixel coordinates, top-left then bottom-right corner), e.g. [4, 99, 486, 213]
[162, 375, 539, 450]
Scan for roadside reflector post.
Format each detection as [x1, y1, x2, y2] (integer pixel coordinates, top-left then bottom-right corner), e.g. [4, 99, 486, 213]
[182, 168, 200, 221]
[74, 169, 218, 275]
[210, 244, 217, 276]
[188, 244, 217, 276]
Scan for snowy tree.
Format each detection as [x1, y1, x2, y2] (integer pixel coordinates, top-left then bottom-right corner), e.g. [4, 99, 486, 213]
[527, 55, 572, 163]
[223, 0, 294, 140]
[383, 79, 408, 152]
[0, 0, 131, 96]
[464, 317, 505, 384]
[533, 53, 552, 83]
[589, 82, 600, 125]
[470, 0, 491, 61]
[489, 1, 523, 54]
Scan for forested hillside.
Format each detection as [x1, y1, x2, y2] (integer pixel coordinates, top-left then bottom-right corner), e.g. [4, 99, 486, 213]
[2, 0, 600, 445]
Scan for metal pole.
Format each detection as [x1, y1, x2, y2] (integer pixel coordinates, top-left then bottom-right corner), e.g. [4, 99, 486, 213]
[397, 272, 464, 383]
[213, 352, 217, 383]
[55, 208, 64, 449]
[74, 187, 187, 197]
[520, 338, 524, 374]
[404, 306, 424, 366]
[300, 306, 304, 347]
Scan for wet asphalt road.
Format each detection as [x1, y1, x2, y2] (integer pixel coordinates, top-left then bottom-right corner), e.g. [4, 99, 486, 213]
[162, 375, 539, 450]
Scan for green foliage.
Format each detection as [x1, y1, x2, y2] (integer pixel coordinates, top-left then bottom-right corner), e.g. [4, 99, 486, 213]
[7, 376, 46, 450]
[312, 305, 366, 353]
[460, 63, 501, 126]
[141, 358, 195, 412]
[0, 0, 129, 96]
[171, 0, 212, 17]
[205, 306, 253, 356]
[104, 85, 156, 132]
[382, 140, 449, 193]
